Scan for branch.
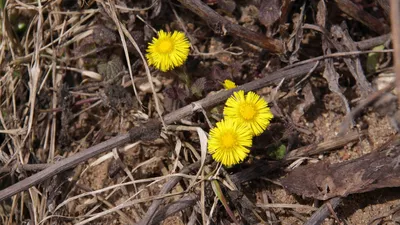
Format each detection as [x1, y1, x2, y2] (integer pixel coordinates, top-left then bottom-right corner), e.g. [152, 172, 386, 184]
[389, 0, 400, 105]
[304, 197, 342, 225]
[164, 61, 321, 124]
[176, 0, 284, 53]
[335, 0, 389, 34]
[0, 121, 161, 202]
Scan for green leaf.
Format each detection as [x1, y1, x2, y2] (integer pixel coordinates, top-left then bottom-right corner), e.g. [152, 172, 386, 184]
[268, 144, 286, 160]
[367, 45, 385, 73]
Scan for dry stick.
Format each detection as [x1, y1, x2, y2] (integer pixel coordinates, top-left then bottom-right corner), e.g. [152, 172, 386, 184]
[389, 0, 400, 105]
[0, 121, 161, 202]
[285, 130, 367, 160]
[176, 0, 284, 53]
[356, 34, 391, 50]
[303, 24, 391, 51]
[304, 197, 342, 225]
[0, 164, 49, 174]
[334, 0, 389, 34]
[164, 62, 321, 124]
[150, 194, 198, 225]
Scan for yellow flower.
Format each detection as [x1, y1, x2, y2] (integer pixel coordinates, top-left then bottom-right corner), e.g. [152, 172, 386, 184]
[222, 79, 237, 90]
[208, 119, 253, 167]
[146, 30, 190, 72]
[224, 90, 273, 136]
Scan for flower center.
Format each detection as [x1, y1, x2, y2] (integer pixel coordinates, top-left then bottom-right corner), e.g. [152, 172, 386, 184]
[157, 39, 174, 54]
[240, 103, 257, 120]
[220, 132, 237, 149]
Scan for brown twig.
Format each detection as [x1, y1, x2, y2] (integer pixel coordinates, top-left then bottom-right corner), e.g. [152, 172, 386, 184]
[304, 23, 391, 50]
[285, 130, 367, 160]
[334, 0, 389, 34]
[304, 197, 342, 225]
[356, 34, 391, 50]
[164, 62, 322, 124]
[281, 134, 400, 200]
[149, 194, 198, 225]
[176, 0, 284, 53]
[389, 0, 400, 105]
[0, 120, 161, 202]
[150, 194, 198, 225]
[0, 164, 50, 174]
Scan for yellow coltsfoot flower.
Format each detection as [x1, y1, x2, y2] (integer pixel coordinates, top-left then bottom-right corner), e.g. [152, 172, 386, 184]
[222, 79, 237, 90]
[208, 119, 253, 167]
[224, 90, 273, 136]
[146, 30, 190, 72]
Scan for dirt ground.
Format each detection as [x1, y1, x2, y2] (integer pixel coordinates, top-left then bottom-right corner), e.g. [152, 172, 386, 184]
[1, 0, 400, 224]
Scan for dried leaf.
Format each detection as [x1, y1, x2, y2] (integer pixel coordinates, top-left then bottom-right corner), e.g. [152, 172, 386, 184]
[322, 38, 351, 116]
[97, 54, 125, 81]
[377, 0, 390, 18]
[258, 0, 282, 28]
[195, 127, 208, 177]
[330, 25, 373, 97]
[164, 86, 189, 102]
[211, 180, 240, 224]
[150, 0, 162, 19]
[191, 77, 206, 97]
[127, 30, 146, 56]
[92, 25, 117, 45]
[74, 25, 116, 59]
[137, 77, 162, 94]
[282, 135, 400, 200]
[81, 70, 103, 81]
[209, 65, 232, 89]
[287, 2, 305, 63]
[103, 84, 134, 110]
[217, 0, 236, 14]
[316, 0, 327, 27]
[291, 83, 316, 123]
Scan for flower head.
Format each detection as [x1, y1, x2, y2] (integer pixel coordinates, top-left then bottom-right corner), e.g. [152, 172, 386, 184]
[224, 90, 273, 136]
[208, 119, 253, 167]
[222, 79, 237, 90]
[146, 30, 190, 72]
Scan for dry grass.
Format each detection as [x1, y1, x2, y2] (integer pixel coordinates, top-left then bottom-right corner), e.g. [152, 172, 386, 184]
[0, 0, 398, 224]
[0, 1, 215, 224]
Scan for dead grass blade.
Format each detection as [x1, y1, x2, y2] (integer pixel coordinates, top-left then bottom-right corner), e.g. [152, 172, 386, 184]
[211, 180, 239, 224]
